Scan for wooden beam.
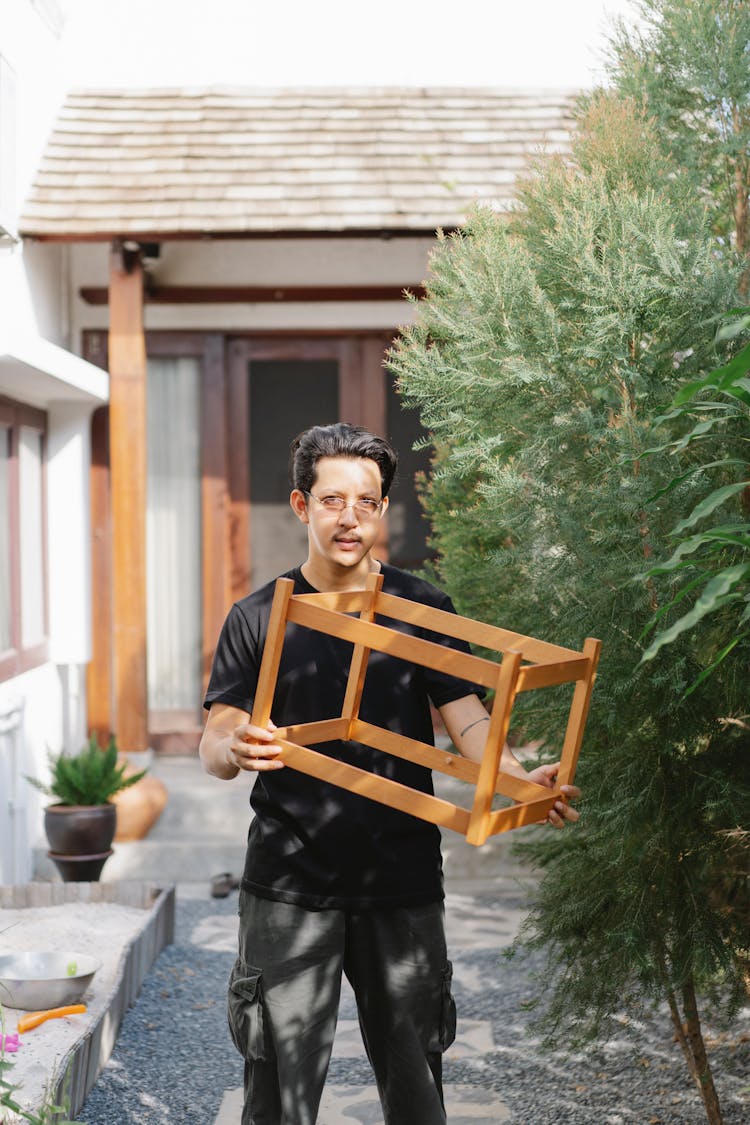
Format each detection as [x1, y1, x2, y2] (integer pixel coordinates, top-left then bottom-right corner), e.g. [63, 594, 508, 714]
[79, 284, 426, 306]
[108, 243, 149, 752]
[35, 226, 448, 245]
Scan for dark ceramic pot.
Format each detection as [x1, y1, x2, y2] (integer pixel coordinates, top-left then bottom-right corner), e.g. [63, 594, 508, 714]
[44, 803, 117, 882]
[46, 849, 114, 882]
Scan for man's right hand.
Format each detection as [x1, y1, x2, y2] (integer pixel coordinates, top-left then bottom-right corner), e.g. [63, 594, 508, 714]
[199, 703, 285, 779]
[229, 720, 285, 773]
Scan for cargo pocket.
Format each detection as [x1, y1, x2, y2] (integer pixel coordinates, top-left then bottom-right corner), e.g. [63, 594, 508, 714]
[436, 961, 457, 1053]
[227, 958, 266, 1061]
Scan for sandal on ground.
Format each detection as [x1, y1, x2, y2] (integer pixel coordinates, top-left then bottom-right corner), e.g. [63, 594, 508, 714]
[210, 872, 240, 898]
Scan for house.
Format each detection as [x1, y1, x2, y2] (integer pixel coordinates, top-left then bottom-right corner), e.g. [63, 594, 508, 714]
[8, 81, 575, 879]
[0, 0, 110, 883]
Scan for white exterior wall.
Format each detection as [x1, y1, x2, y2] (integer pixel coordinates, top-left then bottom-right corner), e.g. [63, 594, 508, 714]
[0, 0, 109, 884]
[0, 386, 105, 884]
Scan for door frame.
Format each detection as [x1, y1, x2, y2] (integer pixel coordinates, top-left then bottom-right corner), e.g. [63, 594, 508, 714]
[84, 328, 393, 751]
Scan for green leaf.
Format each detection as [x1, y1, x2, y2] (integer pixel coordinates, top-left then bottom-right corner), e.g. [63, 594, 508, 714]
[667, 418, 717, 453]
[641, 565, 750, 663]
[673, 340, 750, 405]
[645, 532, 729, 575]
[684, 637, 743, 696]
[715, 313, 750, 342]
[671, 481, 749, 535]
[646, 460, 747, 503]
[639, 572, 709, 638]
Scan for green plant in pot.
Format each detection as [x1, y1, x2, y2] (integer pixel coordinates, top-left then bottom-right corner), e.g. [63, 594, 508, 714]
[27, 735, 146, 882]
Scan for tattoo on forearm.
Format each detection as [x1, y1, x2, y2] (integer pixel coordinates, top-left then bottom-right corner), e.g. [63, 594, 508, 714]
[459, 715, 490, 738]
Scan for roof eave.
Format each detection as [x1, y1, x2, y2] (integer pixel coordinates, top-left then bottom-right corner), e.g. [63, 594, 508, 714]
[19, 225, 465, 243]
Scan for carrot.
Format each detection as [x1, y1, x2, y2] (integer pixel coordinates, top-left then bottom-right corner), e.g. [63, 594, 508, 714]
[18, 1004, 87, 1033]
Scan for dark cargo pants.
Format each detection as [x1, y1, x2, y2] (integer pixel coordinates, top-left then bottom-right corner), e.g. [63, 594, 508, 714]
[228, 890, 456, 1125]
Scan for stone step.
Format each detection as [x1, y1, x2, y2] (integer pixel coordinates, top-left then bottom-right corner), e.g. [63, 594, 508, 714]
[32, 754, 540, 886]
[33, 839, 248, 883]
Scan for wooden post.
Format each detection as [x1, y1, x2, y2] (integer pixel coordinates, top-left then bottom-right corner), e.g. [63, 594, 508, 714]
[108, 242, 149, 752]
[87, 404, 113, 741]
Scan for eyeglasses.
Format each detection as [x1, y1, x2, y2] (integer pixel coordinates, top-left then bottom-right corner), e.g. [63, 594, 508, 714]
[303, 491, 384, 519]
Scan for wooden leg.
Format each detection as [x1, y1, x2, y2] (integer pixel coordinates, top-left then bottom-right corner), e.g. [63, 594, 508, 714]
[466, 650, 522, 846]
[250, 578, 295, 728]
[341, 571, 383, 738]
[557, 637, 601, 789]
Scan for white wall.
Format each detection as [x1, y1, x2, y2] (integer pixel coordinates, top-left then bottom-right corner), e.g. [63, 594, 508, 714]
[0, 663, 64, 883]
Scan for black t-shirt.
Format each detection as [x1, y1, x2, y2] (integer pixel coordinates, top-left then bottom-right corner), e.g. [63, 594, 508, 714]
[204, 563, 481, 910]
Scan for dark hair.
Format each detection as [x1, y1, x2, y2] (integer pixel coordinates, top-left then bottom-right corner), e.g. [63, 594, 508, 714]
[289, 423, 398, 497]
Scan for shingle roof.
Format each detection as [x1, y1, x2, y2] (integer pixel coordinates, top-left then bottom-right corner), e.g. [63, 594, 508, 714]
[20, 87, 578, 239]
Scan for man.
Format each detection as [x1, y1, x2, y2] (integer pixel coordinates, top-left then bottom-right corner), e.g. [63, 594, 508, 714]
[200, 423, 579, 1125]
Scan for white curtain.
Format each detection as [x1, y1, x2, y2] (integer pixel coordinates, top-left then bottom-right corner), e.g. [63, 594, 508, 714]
[0, 428, 10, 651]
[146, 357, 202, 711]
[19, 426, 44, 648]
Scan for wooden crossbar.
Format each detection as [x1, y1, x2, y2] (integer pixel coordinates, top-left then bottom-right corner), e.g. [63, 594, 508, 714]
[291, 595, 592, 693]
[272, 736, 472, 834]
[375, 591, 582, 664]
[250, 575, 601, 846]
[348, 720, 552, 803]
[287, 598, 502, 689]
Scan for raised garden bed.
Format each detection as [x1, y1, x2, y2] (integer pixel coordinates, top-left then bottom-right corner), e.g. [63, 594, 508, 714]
[0, 880, 175, 1119]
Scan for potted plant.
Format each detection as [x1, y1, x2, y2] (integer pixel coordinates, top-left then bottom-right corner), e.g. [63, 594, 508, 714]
[27, 735, 146, 882]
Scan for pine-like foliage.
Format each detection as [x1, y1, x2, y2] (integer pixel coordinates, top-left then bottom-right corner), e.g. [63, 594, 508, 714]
[27, 734, 146, 806]
[388, 94, 749, 1123]
[608, 0, 750, 278]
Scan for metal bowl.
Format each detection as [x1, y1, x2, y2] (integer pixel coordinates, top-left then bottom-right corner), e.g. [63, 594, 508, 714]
[0, 951, 100, 1011]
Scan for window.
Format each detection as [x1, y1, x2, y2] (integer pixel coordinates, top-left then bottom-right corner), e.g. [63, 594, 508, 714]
[0, 397, 48, 679]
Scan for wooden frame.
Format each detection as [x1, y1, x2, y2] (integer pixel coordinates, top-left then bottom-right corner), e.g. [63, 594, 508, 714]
[252, 572, 601, 846]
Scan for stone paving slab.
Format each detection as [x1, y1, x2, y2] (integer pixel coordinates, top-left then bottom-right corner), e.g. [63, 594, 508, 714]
[214, 1082, 510, 1124]
[330, 1018, 494, 1061]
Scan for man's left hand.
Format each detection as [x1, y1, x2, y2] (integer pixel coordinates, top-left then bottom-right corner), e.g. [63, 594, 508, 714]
[525, 762, 580, 828]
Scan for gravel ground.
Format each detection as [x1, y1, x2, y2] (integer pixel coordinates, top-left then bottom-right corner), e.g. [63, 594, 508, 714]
[78, 889, 749, 1125]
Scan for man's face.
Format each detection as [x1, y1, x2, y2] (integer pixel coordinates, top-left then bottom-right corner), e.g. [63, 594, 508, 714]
[291, 455, 388, 571]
